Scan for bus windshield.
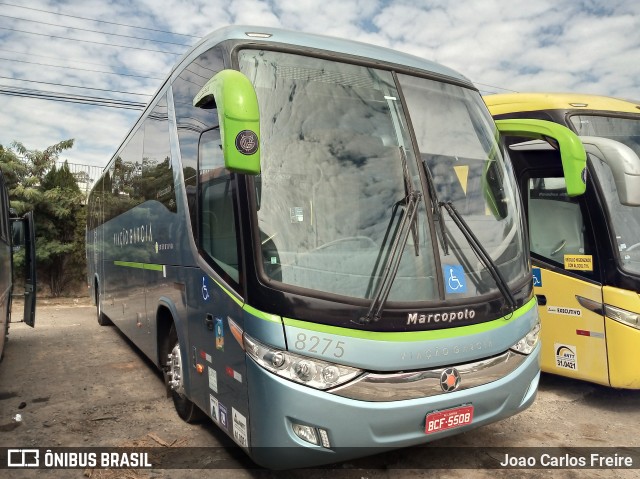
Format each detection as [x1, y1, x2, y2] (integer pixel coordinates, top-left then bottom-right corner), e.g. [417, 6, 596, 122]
[239, 49, 527, 302]
[589, 154, 640, 276]
[569, 115, 640, 157]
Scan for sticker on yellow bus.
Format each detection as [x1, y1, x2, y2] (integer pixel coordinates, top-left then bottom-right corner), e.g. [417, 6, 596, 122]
[564, 254, 593, 271]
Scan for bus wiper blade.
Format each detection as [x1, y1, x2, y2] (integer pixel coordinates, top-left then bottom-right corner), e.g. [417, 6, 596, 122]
[439, 201, 517, 313]
[358, 190, 421, 325]
[399, 147, 420, 257]
[422, 160, 449, 255]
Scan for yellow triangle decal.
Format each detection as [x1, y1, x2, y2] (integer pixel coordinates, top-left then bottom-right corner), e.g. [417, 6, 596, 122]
[453, 165, 469, 194]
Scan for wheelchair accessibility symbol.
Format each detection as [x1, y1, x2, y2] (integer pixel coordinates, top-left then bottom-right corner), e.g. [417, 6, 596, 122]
[444, 264, 467, 294]
[202, 276, 211, 302]
[532, 268, 542, 287]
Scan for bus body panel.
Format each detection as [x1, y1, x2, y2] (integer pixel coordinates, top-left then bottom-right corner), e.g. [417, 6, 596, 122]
[184, 267, 250, 428]
[533, 266, 609, 385]
[245, 347, 540, 469]
[485, 93, 640, 117]
[603, 286, 640, 388]
[282, 299, 537, 371]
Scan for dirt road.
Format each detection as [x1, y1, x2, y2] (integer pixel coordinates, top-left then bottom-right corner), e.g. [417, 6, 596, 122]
[0, 300, 639, 478]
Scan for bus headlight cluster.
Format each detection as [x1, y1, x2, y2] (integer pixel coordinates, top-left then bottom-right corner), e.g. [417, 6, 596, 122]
[605, 304, 640, 330]
[243, 334, 362, 390]
[510, 318, 540, 355]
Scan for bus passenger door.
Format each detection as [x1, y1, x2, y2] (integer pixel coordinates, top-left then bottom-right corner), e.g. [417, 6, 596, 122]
[191, 127, 250, 444]
[526, 176, 610, 386]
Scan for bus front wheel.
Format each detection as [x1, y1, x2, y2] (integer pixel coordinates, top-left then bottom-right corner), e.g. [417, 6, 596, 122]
[166, 324, 204, 423]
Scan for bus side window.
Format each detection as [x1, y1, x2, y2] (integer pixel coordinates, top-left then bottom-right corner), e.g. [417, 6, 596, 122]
[198, 128, 241, 289]
[527, 176, 595, 275]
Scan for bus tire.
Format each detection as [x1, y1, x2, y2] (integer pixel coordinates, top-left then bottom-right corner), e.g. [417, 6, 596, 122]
[166, 323, 205, 423]
[95, 286, 112, 326]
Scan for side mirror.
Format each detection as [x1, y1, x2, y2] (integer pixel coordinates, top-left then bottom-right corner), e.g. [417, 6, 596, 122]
[193, 69, 261, 175]
[496, 119, 587, 196]
[11, 217, 24, 252]
[580, 136, 640, 206]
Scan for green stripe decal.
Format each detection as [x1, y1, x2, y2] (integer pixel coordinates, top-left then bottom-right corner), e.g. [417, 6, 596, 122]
[243, 303, 281, 323]
[282, 296, 537, 342]
[114, 261, 164, 271]
[208, 275, 243, 307]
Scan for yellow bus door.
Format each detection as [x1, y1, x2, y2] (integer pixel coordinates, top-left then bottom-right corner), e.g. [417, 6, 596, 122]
[602, 286, 640, 388]
[533, 266, 609, 385]
[527, 176, 610, 386]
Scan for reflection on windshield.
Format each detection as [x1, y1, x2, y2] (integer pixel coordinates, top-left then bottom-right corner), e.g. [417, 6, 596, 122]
[570, 115, 640, 157]
[239, 49, 527, 302]
[590, 155, 640, 275]
[399, 74, 528, 297]
[240, 50, 436, 301]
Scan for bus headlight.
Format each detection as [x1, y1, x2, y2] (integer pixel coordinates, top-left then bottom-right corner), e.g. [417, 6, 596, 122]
[243, 334, 362, 390]
[510, 319, 540, 355]
[605, 304, 640, 330]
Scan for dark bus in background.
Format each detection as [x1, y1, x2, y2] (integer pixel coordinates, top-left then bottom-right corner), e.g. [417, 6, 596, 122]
[0, 168, 36, 361]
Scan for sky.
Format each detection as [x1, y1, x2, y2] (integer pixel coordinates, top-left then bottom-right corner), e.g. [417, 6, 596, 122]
[0, 0, 638, 175]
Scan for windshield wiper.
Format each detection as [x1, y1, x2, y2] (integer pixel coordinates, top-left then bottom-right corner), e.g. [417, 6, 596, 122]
[422, 160, 450, 255]
[359, 147, 422, 324]
[439, 201, 517, 314]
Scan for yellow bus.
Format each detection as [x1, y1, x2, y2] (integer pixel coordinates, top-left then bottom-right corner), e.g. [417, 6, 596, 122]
[485, 93, 640, 388]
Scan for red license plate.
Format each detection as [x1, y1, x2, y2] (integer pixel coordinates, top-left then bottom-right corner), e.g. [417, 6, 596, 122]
[425, 405, 474, 434]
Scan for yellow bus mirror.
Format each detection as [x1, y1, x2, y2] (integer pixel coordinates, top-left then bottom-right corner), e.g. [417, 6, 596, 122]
[193, 70, 261, 175]
[496, 119, 587, 196]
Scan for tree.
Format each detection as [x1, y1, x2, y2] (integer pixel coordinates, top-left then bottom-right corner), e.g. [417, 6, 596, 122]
[38, 161, 85, 296]
[0, 139, 85, 296]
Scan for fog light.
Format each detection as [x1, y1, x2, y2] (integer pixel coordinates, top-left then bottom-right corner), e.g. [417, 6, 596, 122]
[292, 423, 319, 445]
[318, 428, 331, 448]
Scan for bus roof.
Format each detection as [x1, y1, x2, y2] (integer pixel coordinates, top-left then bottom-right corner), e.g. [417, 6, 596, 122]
[484, 92, 640, 116]
[172, 25, 472, 86]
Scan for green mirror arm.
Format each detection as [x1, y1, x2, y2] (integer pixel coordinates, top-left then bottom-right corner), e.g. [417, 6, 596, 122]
[496, 119, 587, 196]
[193, 69, 261, 175]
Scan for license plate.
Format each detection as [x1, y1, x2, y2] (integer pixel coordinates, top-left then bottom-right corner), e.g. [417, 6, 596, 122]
[425, 405, 474, 434]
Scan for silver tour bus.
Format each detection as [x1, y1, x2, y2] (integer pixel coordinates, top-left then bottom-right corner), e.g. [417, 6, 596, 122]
[86, 26, 586, 469]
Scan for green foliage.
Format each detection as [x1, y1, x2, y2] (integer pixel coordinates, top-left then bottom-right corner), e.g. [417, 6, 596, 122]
[0, 139, 86, 296]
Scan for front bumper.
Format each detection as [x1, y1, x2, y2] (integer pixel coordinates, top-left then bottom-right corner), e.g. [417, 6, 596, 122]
[246, 343, 540, 469]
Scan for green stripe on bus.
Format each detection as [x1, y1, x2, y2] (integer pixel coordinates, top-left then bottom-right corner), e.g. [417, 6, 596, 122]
[282, 296, 537, 342]
[208, 275, 243, 307]
[243, 303, 281, 323]
[114, 261, 164, 272]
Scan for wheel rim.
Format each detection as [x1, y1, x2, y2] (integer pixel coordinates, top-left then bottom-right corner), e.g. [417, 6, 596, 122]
[168, 343, 186, 396]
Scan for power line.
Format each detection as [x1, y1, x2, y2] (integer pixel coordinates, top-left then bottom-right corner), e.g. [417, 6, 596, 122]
[0, 76, 152, 97]
[0, 26, 182, 55]
[473, 82, 519, 94]
[0, 56, 164, 81]
[0, 48, 161, 76]
[0, 86, 146, 110]
[0, 1, 201, 39]
[0, 13, 192, 47]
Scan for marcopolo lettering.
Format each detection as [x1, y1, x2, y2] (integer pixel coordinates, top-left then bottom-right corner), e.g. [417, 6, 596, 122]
[407, 309, 475, 325]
